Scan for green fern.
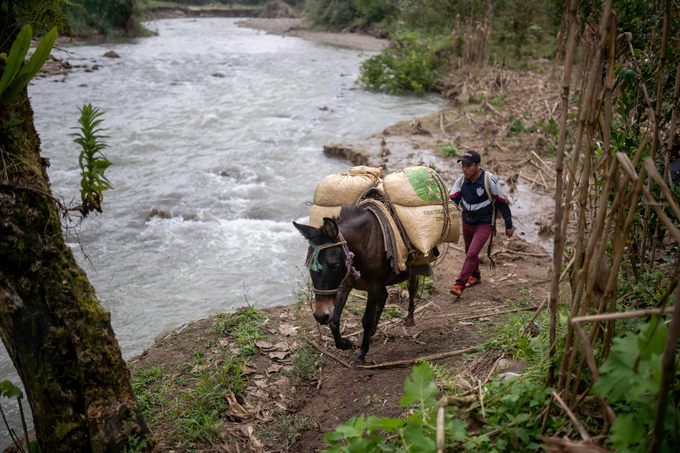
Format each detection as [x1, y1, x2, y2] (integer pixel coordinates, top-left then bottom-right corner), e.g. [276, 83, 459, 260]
[13, 0, 74, 36]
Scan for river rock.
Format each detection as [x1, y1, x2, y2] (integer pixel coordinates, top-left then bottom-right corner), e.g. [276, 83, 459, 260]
[319, 105, 328, 111]
[149, 208, 171, 219]
[103, 50, 120, 58]
[212, 72, 225, 77]
[323, 144, 370, 166]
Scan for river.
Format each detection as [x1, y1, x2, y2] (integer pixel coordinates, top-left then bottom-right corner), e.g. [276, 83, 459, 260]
[0, 18, 446, 448]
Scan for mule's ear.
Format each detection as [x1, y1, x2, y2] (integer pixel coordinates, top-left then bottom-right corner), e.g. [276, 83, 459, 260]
[322, 217, 339, 240]
[293, 221, 316, 240]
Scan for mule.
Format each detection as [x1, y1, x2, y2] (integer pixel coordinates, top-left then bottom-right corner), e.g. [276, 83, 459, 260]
[293, 204, 421, 365]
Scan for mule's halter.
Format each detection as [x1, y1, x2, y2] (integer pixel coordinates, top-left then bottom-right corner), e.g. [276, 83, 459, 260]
[306, 231, 361, 296]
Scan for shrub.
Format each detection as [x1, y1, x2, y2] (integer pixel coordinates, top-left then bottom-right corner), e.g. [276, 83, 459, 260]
[305, 0, 357, 29]
[358, 33, 441, 95]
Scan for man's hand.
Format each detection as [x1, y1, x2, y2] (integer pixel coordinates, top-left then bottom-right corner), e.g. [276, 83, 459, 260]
[505, 227, 514, 238]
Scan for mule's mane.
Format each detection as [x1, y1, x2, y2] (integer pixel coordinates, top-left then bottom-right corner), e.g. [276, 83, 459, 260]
[337, 204, 371, 230]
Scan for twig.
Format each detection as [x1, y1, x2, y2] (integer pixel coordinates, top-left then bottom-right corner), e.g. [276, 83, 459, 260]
[572, 306, 676, 324]
[306, 340, 351, 369]
[532, 151, 557, 177]
[524, 296, 549, 332]
[539, 170, 549, 190]
[573, 323, 600, 381]
[439, 112, 451, 138]
[355, 346, 480, 370]
[478, 379, 485, 418]
[553, 391, 591, 441]
[559, 254, 576, 283]
[492, 249, 551, 258]
[421, 305, 540, 322]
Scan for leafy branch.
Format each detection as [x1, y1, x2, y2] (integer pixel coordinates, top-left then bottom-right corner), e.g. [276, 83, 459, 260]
[72, 104, 112, 216]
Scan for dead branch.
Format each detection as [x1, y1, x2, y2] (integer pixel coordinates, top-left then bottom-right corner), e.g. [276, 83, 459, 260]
[355, 346, 480, 370]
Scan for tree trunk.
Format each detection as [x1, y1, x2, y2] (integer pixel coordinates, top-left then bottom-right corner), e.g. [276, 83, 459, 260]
[0, 93, 153, 451]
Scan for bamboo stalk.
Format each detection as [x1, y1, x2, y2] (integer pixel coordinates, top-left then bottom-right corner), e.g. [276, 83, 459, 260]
[549, 0, 580, 388]
[572, 306, 676, 323]
[649, 272, 680, 452]
[664, 59, 680, 185]
[557, 0, 614, 393]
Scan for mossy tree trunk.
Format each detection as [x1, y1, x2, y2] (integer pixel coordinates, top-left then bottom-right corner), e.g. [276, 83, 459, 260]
[0, 82, 153, 453]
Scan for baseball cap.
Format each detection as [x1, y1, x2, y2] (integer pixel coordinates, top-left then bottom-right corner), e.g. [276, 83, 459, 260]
[457, 150, 481, 164]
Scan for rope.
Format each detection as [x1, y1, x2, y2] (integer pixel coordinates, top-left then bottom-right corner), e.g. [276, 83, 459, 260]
[305, 240, 345, 272]
[306, 231, 360, 296]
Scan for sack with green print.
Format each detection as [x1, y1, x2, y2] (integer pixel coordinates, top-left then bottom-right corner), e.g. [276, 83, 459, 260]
[384, 166, 452, 254]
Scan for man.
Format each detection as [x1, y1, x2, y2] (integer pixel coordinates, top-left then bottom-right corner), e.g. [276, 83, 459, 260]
[449, 150, 514, 297]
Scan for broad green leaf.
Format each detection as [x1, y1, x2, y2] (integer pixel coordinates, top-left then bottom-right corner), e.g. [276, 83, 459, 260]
[1, 27, 57, 104]
[0, 380, 23, 399]
[609, 413, 647, 449]
[17, 27, 58, 79]
[366, 415, 405, 432]
[0, 24, 32, 95]
[403, 418, 435, 453]
[399, 363, 438, 410]
[29, 440, 41, 453]
[449, 419, 467, 442]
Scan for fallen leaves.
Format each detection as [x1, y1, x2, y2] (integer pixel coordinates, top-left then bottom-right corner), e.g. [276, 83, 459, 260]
[278, 324, 299, 336]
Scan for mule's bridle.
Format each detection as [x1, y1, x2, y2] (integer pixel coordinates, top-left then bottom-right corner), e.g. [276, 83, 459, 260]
[306, 231, 360, 296]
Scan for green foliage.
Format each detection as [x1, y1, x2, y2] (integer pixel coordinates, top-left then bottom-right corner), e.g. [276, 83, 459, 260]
[323, 362, 559, 452]
[63, 0, 137, 36]
[355, 0, 389, 23]
[131, 365, 166, 417]
[254, 414, 315, 448]
[290, 344, 326, 380]
[383, 306, 403, 319]
[617, 267, 674, 309]
[592, 320, 679, 452]
[292, 266, 314, 310]
[305, 0, 357, 29]
[492, 0, 546, 60]
[73, 104, 112, 216]
[214, 306, 267, 357]
[0, 380, 38, 453]
[0, 25, 57, 108]
[442, 142, 461, 158]
[358, 32, 441, 95]
[399, 362, 438, 411]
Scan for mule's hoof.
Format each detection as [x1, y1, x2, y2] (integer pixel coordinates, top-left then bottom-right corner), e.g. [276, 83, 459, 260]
[351, 359, 365, 369]
[404, 318, 415, 327]
[337, 338, 353, 350]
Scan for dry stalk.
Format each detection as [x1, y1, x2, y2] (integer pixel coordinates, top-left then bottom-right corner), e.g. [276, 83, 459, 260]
[555, 0, 613, 393]
[648, 281, 680, 453]
[641, 0, 672, 272]
[549, 0, 580, 388]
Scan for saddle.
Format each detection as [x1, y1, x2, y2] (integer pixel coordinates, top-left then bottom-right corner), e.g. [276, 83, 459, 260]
[356, 187, 434, 279]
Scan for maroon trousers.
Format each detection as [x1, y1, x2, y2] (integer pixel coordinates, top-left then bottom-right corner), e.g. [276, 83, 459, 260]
[456, 221, 492, 287]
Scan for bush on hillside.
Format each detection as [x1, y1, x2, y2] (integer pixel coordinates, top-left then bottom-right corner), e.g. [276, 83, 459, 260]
[358, 32, 443, 95]
[305, 0, 357, 29]
[64, 0, 137, 36]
